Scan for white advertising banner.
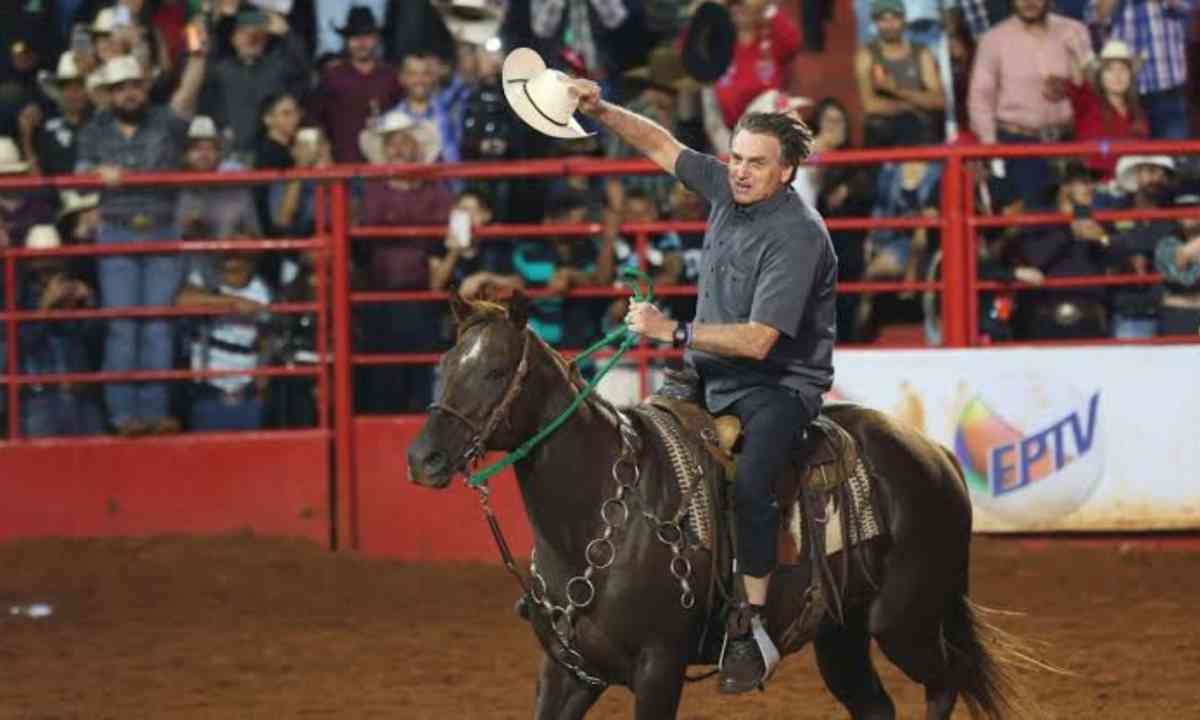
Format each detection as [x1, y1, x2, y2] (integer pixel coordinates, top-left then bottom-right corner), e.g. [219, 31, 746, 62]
[831, 345, 1200, 532]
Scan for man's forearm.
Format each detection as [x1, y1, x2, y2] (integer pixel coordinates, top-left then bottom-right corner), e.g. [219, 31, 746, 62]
[592, 101, 683, 174]
[170, 54, 207, 120]
[689, 322, 778, 361]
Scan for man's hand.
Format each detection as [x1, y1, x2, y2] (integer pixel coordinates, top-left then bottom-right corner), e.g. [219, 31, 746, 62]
[1013, 266, 1045, 285]
[266, 12, 289, 36]
[568, 79, 603, 115]
[625, 301, 673, 342]
[1042, 75, 1068, 102]
[97, 165, 124, 187]
[458, 272, 491, 299]
[547, 268, 574, 295]
[17, 103, 42, 139]
[1071, 219, 1106, 242]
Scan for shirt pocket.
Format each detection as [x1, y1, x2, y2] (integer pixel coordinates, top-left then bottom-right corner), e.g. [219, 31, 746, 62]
[718, 261, 754, 321]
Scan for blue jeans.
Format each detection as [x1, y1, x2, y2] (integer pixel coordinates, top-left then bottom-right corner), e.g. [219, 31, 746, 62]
[997, 130, 1055, 210]
[98, 222, 183, 427]
[1142, 88, 1190, 140]
[1112, 315, 1157, 339]
[22, 390, 106, 437]
[189, 391, 263, 431]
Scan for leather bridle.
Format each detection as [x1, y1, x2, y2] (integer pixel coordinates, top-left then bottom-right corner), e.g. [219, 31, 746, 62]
[426, 327, 533, 470]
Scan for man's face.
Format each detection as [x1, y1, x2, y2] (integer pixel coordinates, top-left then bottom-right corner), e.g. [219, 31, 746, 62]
[400, 56, 436, 102]
[1064, 178, 1093, 208]
[110, 79, 148, 115]
[874, 12, 906, 42]
[1135, 164, 1170, 199]
[1180, 215, 1200, 237]
[233, 25, 268, 60]
[728, 130, 791, 205]
[1013, 0, 1049, 23]
[346, 33, 378, 63]
[384, 129, 420, 163]
[623, 196, 658, 223]
[60, 79, 89, 116]
[186, 139, 220, 172]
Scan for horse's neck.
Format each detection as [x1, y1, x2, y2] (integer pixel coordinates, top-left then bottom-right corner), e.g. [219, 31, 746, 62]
[513, 347, 621, 564]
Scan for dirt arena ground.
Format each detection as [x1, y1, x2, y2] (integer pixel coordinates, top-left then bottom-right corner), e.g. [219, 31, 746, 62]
[1, 534, 1197, 719]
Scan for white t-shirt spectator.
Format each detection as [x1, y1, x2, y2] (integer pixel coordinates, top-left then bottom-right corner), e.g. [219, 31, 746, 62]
[187, 270, 271, 394]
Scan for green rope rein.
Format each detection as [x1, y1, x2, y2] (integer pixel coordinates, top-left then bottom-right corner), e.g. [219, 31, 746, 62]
[466, 267, 655, 488]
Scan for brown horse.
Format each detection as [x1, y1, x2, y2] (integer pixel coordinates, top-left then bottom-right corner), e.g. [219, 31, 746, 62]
[407, 291, 1026, 720]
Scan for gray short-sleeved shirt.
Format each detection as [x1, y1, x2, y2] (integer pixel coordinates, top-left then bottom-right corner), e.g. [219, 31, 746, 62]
[675, 148, 836, 413]
[76, 106, 189, 224]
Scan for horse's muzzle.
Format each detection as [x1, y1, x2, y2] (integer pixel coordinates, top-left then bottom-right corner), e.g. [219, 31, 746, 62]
[407, 447, 453, 489]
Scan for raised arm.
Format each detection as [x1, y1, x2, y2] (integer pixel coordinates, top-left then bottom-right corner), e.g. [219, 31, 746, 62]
[571, 79, 686, 176]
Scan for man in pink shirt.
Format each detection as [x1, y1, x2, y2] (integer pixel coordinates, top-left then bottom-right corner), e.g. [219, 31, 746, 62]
[968, 0, 1092, 206]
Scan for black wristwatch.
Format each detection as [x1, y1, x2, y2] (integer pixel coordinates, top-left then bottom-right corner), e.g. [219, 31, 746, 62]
[671, 321, 689, 349]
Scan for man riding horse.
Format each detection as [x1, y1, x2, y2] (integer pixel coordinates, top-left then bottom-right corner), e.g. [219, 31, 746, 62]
[570, 79, 837, 694]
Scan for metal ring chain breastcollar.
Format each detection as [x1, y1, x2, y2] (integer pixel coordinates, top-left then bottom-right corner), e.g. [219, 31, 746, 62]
[525, 411, 700, 688]
[427, 328, 533, 467]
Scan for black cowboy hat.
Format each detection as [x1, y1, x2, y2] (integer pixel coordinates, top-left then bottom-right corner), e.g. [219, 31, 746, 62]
[681, 2, 736, 84]
[334, 6, 382, 36]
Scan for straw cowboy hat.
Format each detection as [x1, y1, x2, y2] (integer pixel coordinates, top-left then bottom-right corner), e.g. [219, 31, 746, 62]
[358, 110, 443, 164]
[0, 136, 30, 174]
[438, 0, 504, 46]
[91, 7, 117, 35]
[101, 55, 145, 86]
[502, 47, 592, 139]
[187, 115, 220, 142]
[44, 51, 83, 84]
[1115, 155, 1175, 194]
[1091, 39, 1145, 80]
[25, 224, 63, 250]
[58, 190, 101, 221]
[744, 89, 812, 117]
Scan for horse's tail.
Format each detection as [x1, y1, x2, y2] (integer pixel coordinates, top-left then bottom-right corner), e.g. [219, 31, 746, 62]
[944, 592, 1059, 719]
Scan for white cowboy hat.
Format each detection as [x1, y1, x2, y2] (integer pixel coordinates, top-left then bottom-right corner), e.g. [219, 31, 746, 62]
[86, 65, 109, 92]
[744, 89, 812, 117]
[1115, 154, 1175, 193]
[91, 7, 117, 34]
[58, 190, 101, 220]
[445, 14, 502, 46]
[502, 48, 592, 140]
[1095, 39, 1145, 75]
[25, 225, 63, 250]
[358, 111, 443, 165]
[187, 115, 220, 141]
[101, 55, 144, 86]
[0, 136, 29, 174]
[50, 51, 83, 82]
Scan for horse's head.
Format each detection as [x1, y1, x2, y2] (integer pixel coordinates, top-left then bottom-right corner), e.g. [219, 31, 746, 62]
[407, 290, 534, 489]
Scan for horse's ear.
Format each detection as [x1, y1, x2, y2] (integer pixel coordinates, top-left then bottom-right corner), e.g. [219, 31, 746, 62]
[508, 289, 529, 329]
[449, 288, 473, 326]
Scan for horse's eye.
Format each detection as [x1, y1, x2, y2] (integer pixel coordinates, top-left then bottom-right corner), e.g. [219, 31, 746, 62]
[485, 367, 508, 381]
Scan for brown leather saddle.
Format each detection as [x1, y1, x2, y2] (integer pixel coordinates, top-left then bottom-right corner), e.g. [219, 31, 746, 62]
[644, 395, 858, 513]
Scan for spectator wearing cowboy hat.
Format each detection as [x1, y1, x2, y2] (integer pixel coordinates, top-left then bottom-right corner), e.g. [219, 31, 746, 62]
[177, 115, 260, 249]
[199, 8, 311, 154]
[854, 0, 945, 148]
[354, 109, 454, 414]
[17, 224, 107, 438]
[313, 1, 389, 61]
[387, 49, 461, 163]
[26, 52, 95, 177]
[1064, 39, 1149, 181]
[74, 46, 207, 437]
[1085, 0, 1192, 139]
[0, 136, 55, 251]
[1087, 154, 1177, 338]
[312, 5, 402, 163]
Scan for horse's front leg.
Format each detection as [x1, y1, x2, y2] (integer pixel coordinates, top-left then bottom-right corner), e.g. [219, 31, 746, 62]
[631, 646, 688, 720]
[534, 654, 604, 720]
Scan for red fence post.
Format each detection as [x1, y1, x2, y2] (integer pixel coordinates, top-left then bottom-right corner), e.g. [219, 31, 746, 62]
[330, 179, 357, 550]
[963, 166, 980, 344]
[940, 152, 969, 347]
[4, 251, 17, 439]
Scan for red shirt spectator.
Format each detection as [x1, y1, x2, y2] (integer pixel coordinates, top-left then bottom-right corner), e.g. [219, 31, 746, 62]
[714, 2, 801, 126]
[1064, 40, 1149, 180]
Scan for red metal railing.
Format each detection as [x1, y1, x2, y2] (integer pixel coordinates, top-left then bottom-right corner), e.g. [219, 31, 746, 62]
[2, 140, 1198, 546]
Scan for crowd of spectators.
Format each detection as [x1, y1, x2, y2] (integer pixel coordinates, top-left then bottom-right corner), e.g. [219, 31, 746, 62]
[0, 0, 1197, 438]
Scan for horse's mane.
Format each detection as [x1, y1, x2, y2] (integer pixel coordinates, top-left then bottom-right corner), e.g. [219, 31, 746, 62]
[458, 297, 622, 424]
